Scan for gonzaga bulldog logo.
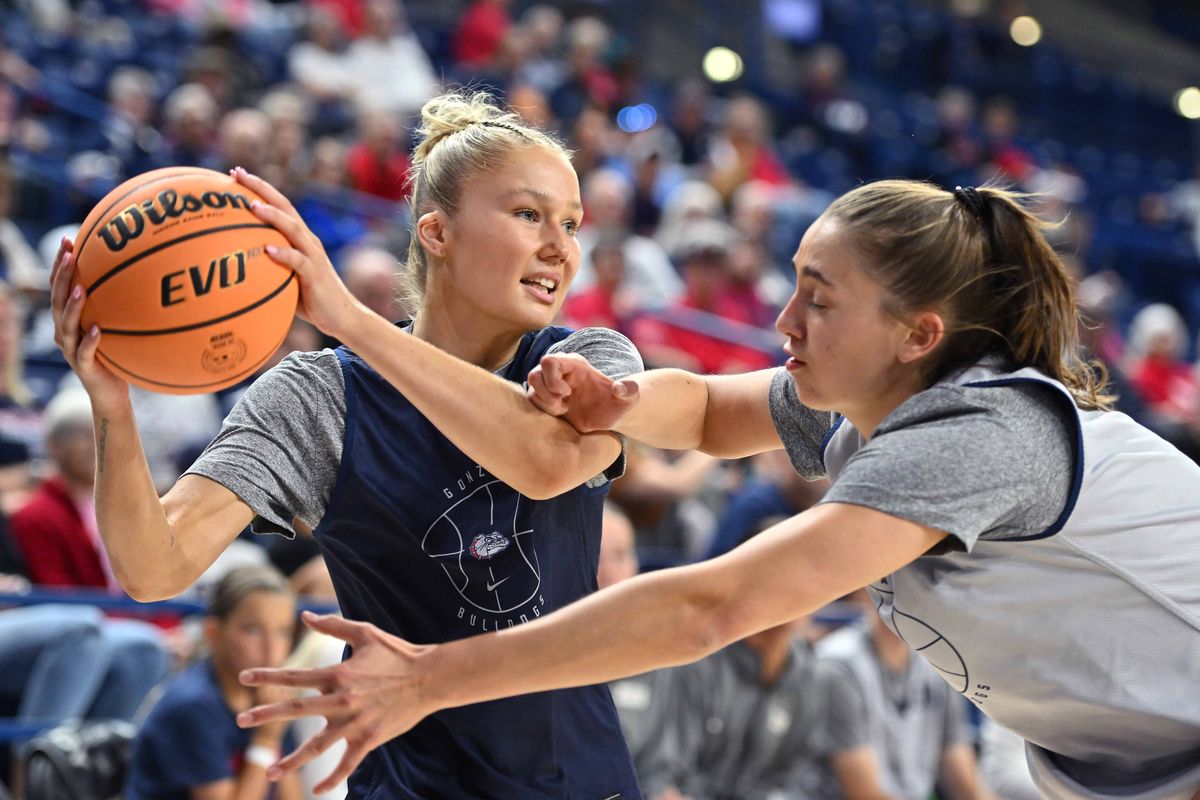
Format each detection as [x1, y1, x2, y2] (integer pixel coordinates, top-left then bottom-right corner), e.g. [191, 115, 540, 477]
[422, 480, 540, 615]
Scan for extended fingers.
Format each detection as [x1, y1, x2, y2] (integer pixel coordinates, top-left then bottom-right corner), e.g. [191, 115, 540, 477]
[240, 664, 336, 692]
[232, 167, 301, 218]
[313, 737, 374, 794]
[49, 235, 73, 288]
[301, 611, 371, 644]
[267, 722, 346, 781]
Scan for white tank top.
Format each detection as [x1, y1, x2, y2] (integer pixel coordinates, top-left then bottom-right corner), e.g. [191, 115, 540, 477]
[821, 363, 1200, 799]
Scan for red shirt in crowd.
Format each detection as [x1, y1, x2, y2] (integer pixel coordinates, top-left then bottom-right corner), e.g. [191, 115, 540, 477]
[10, 476, 110, 589]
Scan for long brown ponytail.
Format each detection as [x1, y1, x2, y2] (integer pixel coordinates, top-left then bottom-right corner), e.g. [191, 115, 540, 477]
[824, 179, 1113, 410]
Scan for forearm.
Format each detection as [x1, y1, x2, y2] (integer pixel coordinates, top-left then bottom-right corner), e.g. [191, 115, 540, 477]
[419, 504, 944, 717]
[91, 400, 185, 599]
[611, 369, 710, 449]
[341, 312, 616, 498]
[941, 745, 995, 800]
[93, 403, 248, 600]
[616, 369, 782, 458]
[426, 560, 735, 710]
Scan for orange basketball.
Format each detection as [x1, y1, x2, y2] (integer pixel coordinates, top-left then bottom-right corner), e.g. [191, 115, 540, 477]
[73, 167, 298, 394]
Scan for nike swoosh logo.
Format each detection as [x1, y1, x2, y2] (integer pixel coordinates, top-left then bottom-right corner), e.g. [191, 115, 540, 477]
[486, 577, 509, 592]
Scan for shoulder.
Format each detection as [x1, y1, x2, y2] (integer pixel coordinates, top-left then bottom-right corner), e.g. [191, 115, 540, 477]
[878, 379, 1074, 458]
[233, 349, 345, 416]
[548, 326, 644, 379]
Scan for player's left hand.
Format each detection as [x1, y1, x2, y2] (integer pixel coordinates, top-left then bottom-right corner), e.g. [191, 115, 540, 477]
[230, 167, 367, 342]
[236, 611, 435, 793]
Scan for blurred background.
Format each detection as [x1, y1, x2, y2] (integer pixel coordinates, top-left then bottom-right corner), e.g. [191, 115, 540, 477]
[0, 0, 1196, 798]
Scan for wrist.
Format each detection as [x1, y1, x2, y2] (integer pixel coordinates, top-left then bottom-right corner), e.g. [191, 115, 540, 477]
[243, 742, 279, 771]
[250, 730, 284, 750]
[329, 297, 378, 350]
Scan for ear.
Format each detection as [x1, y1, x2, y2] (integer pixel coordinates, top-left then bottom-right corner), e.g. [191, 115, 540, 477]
[898, 310, 944, 364]
[415, 210, 448, 259]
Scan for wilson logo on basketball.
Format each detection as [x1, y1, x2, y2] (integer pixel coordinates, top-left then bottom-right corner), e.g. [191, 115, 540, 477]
[97, 189, 254, 252]
[161, 251, 247, 307]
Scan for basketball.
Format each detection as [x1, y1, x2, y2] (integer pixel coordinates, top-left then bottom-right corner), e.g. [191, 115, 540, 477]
[72, 166, 298, 394]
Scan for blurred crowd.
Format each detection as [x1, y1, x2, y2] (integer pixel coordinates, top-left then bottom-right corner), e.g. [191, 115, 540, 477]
[0, 0, 1197, 797]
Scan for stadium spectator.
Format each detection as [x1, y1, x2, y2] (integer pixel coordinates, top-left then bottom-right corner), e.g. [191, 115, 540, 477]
[159, 83, 221, 169]
[343, 0, 438, 118]
[811, 590, 994, 800]
[707, 95, 791, 202]
[10, 387, 115, 591]
[704, 449, 829, 560]
[574, 168, 680, 308]
[1126, 303, 1199, 429]
[125, 565, 302, 800]
[452, 0, 513, 69]
[344, 109, 410, 202]
[0, 283, 40, 511]
[630, 233, 776, 374]
[339, 246, 405, 323]
[561, 237, 631, 333]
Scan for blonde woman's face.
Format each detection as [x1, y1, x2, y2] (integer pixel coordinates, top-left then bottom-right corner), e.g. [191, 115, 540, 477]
[775, 218, 915, 413]
[438, 148, 582, 335]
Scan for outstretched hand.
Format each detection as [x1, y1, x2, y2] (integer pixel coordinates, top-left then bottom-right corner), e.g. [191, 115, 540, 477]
[231, 168, 367, 343]
[236, 612, 435, 793]
[525, 352, 640, 433]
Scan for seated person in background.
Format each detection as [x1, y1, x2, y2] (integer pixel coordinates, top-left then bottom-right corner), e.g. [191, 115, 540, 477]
[601, 502, 674, 774]
[635, 518, 822, 800]
[705, 448, 829, 560]
[812, 590, 994, 800]
[10, 387, 117, 590]
[125, 565, 302, 800]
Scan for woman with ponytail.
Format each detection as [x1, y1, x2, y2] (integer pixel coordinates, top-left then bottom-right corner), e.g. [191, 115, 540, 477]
[51, 91, 644, 798]
[243, 180, 1200, 800]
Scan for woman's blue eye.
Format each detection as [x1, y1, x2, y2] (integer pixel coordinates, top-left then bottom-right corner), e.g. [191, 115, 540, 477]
[517, 209, 538, 221]
[564, 220, 580, 236]
[808, 301, 825, 310]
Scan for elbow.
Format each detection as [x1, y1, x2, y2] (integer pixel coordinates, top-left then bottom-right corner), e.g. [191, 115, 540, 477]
[113, 563, 188, 603]
[675, 584, 744, 664]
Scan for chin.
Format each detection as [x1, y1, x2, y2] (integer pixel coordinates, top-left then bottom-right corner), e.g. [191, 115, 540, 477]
[788, 374, 835, 412]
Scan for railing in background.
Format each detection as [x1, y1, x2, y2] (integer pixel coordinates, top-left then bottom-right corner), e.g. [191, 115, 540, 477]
[0, 587, 339, 742]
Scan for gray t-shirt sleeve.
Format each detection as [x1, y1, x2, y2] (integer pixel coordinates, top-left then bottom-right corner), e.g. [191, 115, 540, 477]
[186, 350, 346, 536]
[546, 326, 644, 482]
[821, 382, 1074, 550]
[767, 368, 838, 480]
[813, 659, 871, 754]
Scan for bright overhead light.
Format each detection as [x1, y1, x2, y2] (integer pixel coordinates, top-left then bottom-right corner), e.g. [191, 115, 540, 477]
[1010, 15, 1042, 47]
[1176, 87, 1200, 120]
[703, 47, 744, 83]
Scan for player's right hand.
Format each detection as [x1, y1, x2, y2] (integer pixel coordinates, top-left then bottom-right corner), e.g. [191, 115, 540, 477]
[526, 352, 640, 433]
[50, 235, 130, 409]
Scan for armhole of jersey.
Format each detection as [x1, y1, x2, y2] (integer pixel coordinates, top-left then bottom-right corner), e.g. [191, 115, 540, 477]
[317, 348, 358, 534]
[818, 414, 845, 473]
[963, 378, 1084, 541]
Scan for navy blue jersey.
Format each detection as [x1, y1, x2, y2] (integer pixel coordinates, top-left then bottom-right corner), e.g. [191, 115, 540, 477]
[126, 660, 295, 800]
[315, 325, 641, 799]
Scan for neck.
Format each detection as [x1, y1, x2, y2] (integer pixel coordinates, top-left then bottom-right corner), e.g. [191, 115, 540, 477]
[842, 367, 927, 440]
[870, 623, 910, 672]
[412, 295, 524, 371]
[212, 660, 254, 712]
[745, 634, 792, 685]
[62, 474, 94, 500]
